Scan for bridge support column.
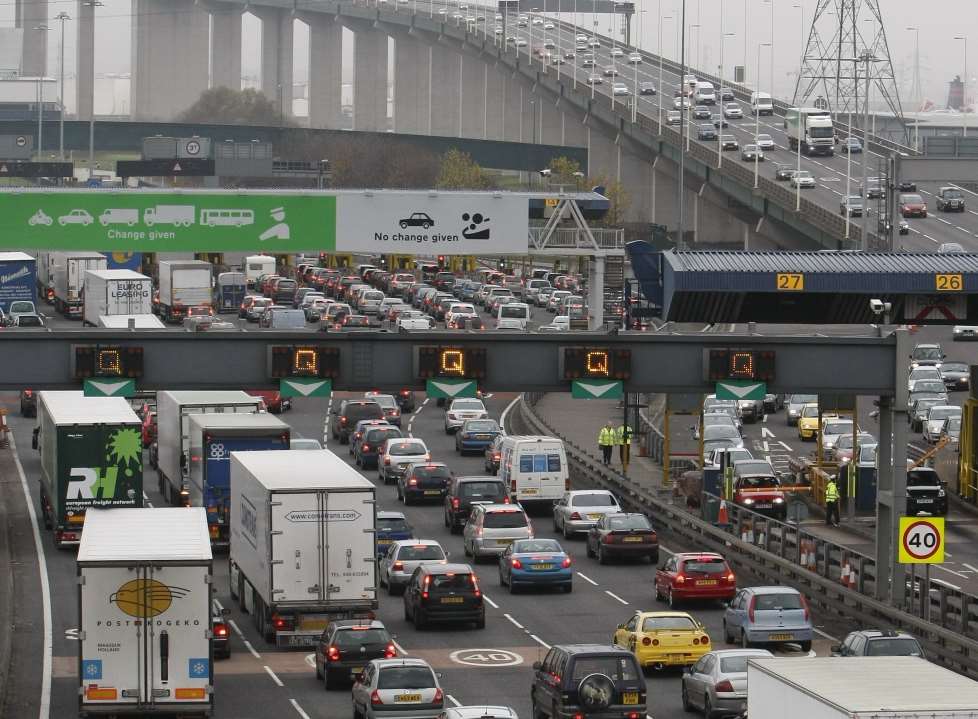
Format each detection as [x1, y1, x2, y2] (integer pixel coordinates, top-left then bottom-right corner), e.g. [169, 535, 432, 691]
[16, 0, 48, 77]
[588, 257, 605, 330]
[539, 98, 562, 147]
[76, 0, 95, 121]
[619, 143, 653, 222]
[131, 0, 210, 120]
[393, 33, 428, 134]
[430, 43, 461, 137]
[501, 71, 524, 142]
[561, 110, 587, 148]
[211, 5, 242, 90]
[586, 125, 618, 180]
[308, 17, 343, 129]
[353, 28, 388, 131]
[460, 53, 485, 138]
[254, 8, 293, 119]
[485, 64, 505, 140]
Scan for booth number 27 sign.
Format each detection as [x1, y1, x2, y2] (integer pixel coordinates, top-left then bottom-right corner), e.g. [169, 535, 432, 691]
[898, 517, 945, 564]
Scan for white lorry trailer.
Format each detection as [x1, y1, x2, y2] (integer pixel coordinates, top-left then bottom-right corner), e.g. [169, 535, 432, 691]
[77, 508, 213, 717]
[97, 314, 166, 328]
[157, 259, 212, 323]
[785, 106, 835, 156]
[83, 269, 153, 326]
[229, 450, 378, 647]
[51, 251, 107, 318]
[153, 391, 262, 506]
[747, 656, 978, 719]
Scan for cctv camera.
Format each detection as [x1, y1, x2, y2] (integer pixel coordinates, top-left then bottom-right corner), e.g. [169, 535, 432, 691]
[869, 299, 884, 315]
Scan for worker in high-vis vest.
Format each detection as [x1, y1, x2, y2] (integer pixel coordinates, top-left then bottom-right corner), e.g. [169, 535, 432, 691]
[598, 421, 615, 465]
[616, 423, 633, 472]
[825, 477, 840, 527]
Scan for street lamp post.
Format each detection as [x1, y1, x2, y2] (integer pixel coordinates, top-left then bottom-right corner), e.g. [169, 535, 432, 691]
[718, 31, 735, 168]
[83, 0, 104, 177]
[762, 0, 774, 93]
[32, 24, 50, 160]
[907, 26, 920, 149]
[859, 51, 878, 250]
[955, 36, 968, 137]
[678, 0, 687, 249]
[754, 42, 770, 188]
[55, 11, 70, 161]
[659, 13, 673, 134]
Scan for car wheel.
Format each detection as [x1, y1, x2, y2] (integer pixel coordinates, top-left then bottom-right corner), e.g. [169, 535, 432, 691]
[324, 669, 336, 690]
[741, 631, 751, 649]
[403, 491, 412, 506]
[563, 582, 573, 593]
[681, 683, 693, 712]
[800, 640, 812, 652]
[353, 700, 363, 719]
[475, 612, 486, 629]
[703, 695, 714, 718]
[668, 587, 678, 609]
[553, 514, 560, 533]
[723, 621, 733, 644]
[316, 660, 323, 679]
[464, 541, 472, 557]
[403, 599, 411, 621]
[562, 522, 573, 540]
[444, 509, 450, 528]
[532, 699, 546, 719]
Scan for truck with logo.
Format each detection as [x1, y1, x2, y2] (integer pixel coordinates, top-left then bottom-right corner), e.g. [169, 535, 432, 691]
[82, 269, 154, 327]
[51, 251, 108, 318]
[0, 251, 38, 314]
[154, 390, 262, 507]
[187, 413, 291, 546]
[157, 260, 213, 323]
[229, 450, 378, 647]
[35, 391, 143, 548]
[77, 507, 213, 716]
[785, 106, 835, 156]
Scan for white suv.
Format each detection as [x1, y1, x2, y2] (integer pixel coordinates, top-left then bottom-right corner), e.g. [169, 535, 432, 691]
[444, 398, 489, 433]
[379, 438, 430, 484]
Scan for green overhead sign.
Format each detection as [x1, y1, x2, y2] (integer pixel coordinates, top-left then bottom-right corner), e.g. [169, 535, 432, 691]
[83, 378, 136, 397]
[571, 379, 624, 399]
[280, 378, 332, 398]
[426, 379, 479, 399]
[0, 191, 337, 252]
[715, 380, 767, 401]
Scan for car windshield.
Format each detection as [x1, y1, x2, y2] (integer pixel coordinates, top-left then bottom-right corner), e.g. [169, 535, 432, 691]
[823, 422, 853, 435]
[572, 493, 617, 507]
[757, 134, 772, 142]
[464, 420, 499, 432]
[512, 539, 562, 553]
[460, 481, 505, 498]
[607, 514, 652, 530]
[858, 444, 878, 462]
[929, 407, 960, 421]
[642, 616, 697, 631]
[389, 442, 426, 456]
[866, 638, 923, 657]
[483, 510, 528, 529]
[944, 189, 963, 199]
[452, 400, 485, 411]
[914, 381, 946, 394]
[836, 434, 875, 449]
[370, 395, 397, 409]
[796, 171, 813, 179]
[366, 428, 402, 444]
[914, 347, 943, 360]
[910, 369, 941, 380]
[334, 628, 390, 647]
[571, 657, 638, 682]
[739, 476, 780, 489]
[719, 656, 752, 673]
[791, 395, 818, 405]
[411, 465, 451, 480]
[501, 306, 527, 318]
[907, 470, 940, 487]
[736, 461, 773, 475]
[377, 517, 410, 533]
[377, 666, 436, 689]
[9, 301, 33, 312]
[948, 417, 962, 431]
[683, 558, 728, 574]
[902, 194, 924, 204]
[397, 544, 445, 561]
[754, 593, 802, 610]
[430, 573, 473, 590]
[705, 425, 740, 440]
[943, 362, 968, 373]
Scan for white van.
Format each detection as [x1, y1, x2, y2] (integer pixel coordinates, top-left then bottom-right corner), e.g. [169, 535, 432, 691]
[694, 81, 716, 105]
[499, 435, 569, 506]
[245, 255, 275, 288]
[496, 302, 530, 330]
[751, 91, 774, 116]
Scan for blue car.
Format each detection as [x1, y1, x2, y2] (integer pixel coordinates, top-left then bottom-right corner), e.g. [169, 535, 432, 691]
[498, 538, 573, 593]
[376, 511, 414, 558]
[455, 418, 502, 455]
[722, 585, 813, 651]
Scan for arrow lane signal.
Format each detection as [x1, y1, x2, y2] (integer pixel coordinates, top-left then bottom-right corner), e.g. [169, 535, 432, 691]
[761, 427, 776, 439]
[429, 380, 476, 398]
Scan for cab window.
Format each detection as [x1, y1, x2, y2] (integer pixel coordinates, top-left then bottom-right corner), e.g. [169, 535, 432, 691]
[571, 657, 637, 683]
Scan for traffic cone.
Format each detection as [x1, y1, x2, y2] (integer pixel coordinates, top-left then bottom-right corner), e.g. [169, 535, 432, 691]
[799, 544, 808, 569]
[717, 500, 730, 526]
[846, 565, 857, 590]
[840, 561, 851, 586]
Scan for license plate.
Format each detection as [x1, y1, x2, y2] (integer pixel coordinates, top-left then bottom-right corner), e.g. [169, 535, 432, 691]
[496, 539, 513, 546]
[477, 434, 491, 439]
[623, 536, 644, 543]
[622, 692, 639, 705]
[523, 488, 538, 495]
[768, 633, 793, 641]
[755, 503, 772, 509]
[696, 579, 719, 586]
[588, 513, 601, 520]
[441, 596, 464, 604]
[351, 666, 363, 675]
[916, 498, 934, 504]
[378, 539, 391, 545]
[396, 694, 422, 702]
[424, 489, 441, 495]
[530, 564, 553, 570]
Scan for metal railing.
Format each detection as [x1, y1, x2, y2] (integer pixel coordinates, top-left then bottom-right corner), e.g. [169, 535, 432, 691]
[514, 392, 978, 678]
[527, 227, 625, 251]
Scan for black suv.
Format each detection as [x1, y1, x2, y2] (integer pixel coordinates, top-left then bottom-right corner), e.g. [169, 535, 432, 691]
[331, 399, 384, 444]
[355, 425, 403, 469]
[398, 462, 453, 505]
[314, 619, 396, 689]
[444, 476, 508, 533]
[403, 563, 485, 629]
[831, 629, 925, 658]
[906, 467, 948, 516]
[531, 645, 646, 719]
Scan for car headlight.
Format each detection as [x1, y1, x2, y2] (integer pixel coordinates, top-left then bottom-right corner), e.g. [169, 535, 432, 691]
[939, 488, 946, 498]
[773, 497, 785, 504]
[742, 498, 754, 505]
[911, 362, 919, 369]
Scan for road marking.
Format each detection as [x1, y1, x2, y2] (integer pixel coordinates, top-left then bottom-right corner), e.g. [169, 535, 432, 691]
[264, 665, 284, 687]
[935, 564, 968, 578]
[761, 427, 775, 438]
[963, 563, 978, 574]
[10, 432, 52, 719]
[605, 590, 629, 605]
[500, 395, 521, 435]
[213, 598, 224, 611]
[813, 627, 840, 641]
[761, 440, 770, 453]
[243, 640, 261, 659]
[290, 699, 311, 719]
[530, 634, 552, 649]
[775, 441, 793, 452]
[447, 695, 463, 707]
[505, 613, 525, 629]
[576, 571, 599, 586]
[142, 491, 153, 508]
[483, 595, 500, 609]
[937, 217, 952, 225]
[393, 640, 409, 655]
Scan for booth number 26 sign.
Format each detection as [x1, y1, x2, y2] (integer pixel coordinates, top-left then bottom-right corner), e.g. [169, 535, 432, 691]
[898, 517, 945, 564]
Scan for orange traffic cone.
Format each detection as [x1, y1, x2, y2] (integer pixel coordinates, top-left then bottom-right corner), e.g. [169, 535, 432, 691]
[718, 500, 730, 526]
[840, 561, 851, 586]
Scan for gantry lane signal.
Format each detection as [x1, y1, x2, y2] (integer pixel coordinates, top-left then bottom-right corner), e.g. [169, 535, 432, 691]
[416, 346, 487, 379]
[72, 345, 144, 379]
[268, 345, 340, 379]
[561, 347, 631, 381]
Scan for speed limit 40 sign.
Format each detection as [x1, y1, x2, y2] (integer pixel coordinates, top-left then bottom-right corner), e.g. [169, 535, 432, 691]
[898, 517, 945, 564]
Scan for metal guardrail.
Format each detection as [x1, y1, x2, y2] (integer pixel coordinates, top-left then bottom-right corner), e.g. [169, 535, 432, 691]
[527, 227, 625, 250]
[514, 392, 978, 678]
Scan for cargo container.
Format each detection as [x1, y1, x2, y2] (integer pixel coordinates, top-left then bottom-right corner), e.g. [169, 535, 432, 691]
[229, 450, 377, 647]
[97, 314, 166, 329]
[77, 508, 213, 716]
[157, 260, 212, 323]
[244, 255, 275, 288]
[747, 656, 978, 719]
[0, 251, 38, 314]
[187, 413, 291, 546]
[35, 391, 143, 548]
[51, 251, 107, 318]
[83, 269, 153, 326]
[214, 271, 246, 313]
[154, 391, 262, 506]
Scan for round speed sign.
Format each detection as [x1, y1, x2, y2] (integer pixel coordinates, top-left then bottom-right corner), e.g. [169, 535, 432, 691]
[898, 517, 944, 564]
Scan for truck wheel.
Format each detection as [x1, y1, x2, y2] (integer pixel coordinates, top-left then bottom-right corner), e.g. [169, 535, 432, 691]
[799, 640, 812, 652]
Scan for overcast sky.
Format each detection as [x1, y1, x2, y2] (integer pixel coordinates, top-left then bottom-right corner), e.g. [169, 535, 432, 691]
[0, 0, 973, 113]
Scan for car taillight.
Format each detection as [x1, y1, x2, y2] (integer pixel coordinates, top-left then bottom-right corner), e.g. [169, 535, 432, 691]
[214, 623, 228, 637]
[603, 534, 617, 544]
[384, 644, 397, 658]
[801, 594, 810, 621]
[511, 558, 523, 569]
[371, 689, 382, 705]
[393, 561, 404, 571]
[503, 496, 511, 504]
[748, 595, 756, 623]
[561, 557, 572, 568]
[422, 575, 431, 600]
[471, 573, 481, 597]
[424, 454, 431, 461]
[642, 636, 652, 646]
[272, 614, 293, 631]
[674, 573, 685, 584]
[715, 679, 734, 693]
[24, 390, 32, 397]
[340, 416, 347, 425]
[725, 572, 736, 583]
[452, 498, 460, 509]
[434, 688, 444, 704]
[570, 512, 582, 521]
[448, 413, 457, 420]
[493, 452, 500, 460]
[385, 458, 391, 465]
[327, 645, 340, 661]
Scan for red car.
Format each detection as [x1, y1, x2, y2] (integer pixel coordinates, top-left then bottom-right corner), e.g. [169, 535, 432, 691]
[246, 389, 291, 414]
[899, 193, 928, 218]
[141, 410, 158, 448]
[654, 552, 736, 606]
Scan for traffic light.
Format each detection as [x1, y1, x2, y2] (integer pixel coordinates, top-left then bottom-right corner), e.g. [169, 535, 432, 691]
[438, 255, 446, 268]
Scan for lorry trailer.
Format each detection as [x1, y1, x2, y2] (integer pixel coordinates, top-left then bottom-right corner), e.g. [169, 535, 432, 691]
[157, 260, 212, 323]
[82, 269, 153, 326]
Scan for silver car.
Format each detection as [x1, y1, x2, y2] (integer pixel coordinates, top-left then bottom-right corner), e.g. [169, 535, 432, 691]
[682, 649, 773, 717]
[463, 503, 532, 559]
[351, 658, 444, 719]
[379, 438, 430, 484]
[379, 539, 448, 595]
[785, 394, 817, 426]
[438, 707, 518, 719]
[552, 489, 622, 538]
[444, 398, 489, 433]
[924, 406, 961, 443]
[820, 418, 855, 458]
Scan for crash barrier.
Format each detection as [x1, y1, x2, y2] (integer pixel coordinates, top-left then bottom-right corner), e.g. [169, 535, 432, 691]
[0, 409, 8, 449]
[514, 392, 978, 678]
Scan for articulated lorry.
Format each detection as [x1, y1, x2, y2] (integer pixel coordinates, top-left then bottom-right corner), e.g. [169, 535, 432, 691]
[747, 656, 978, 719]
[77, 508, 213, 717]
[36, 391, 143, 548]
[154, 391, 262, 506]
[0, 252, 38, 314]
[51, 251, 107, 318]
[187, 413, 291, 546]
[157, 260, 212, 323]
[82, 269, 154, 326]
[785, 106, 835, 156]
[229, 450, 378, 647]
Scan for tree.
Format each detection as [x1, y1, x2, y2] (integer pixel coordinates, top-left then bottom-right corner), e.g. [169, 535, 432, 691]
[178, 87, 292, 126]
[435, 149, 492, 190]
[587, 173, 631, 226]
[548, 156, 584, 187]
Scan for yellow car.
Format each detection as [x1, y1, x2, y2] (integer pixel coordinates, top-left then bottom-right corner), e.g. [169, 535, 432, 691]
[612, 611, 711, 668]
[797, 403, 821, 441]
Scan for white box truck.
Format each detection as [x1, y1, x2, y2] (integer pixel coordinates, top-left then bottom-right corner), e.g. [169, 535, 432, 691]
[97, 314, 166, 328]
[229, 450, 378, 647]
[785, 106, 835, 156]
[83, 269, 153, 326]
[51, 251, 107, 318]
[157, 260, 212, 323]
[153, 391, 262, 506]
[244, 255, 276, 288]
[747, 656, 978, 719]
[77, 508, 213, 717]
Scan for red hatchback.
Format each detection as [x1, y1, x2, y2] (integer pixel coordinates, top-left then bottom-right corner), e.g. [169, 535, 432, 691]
[654, 552, 736, 607]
